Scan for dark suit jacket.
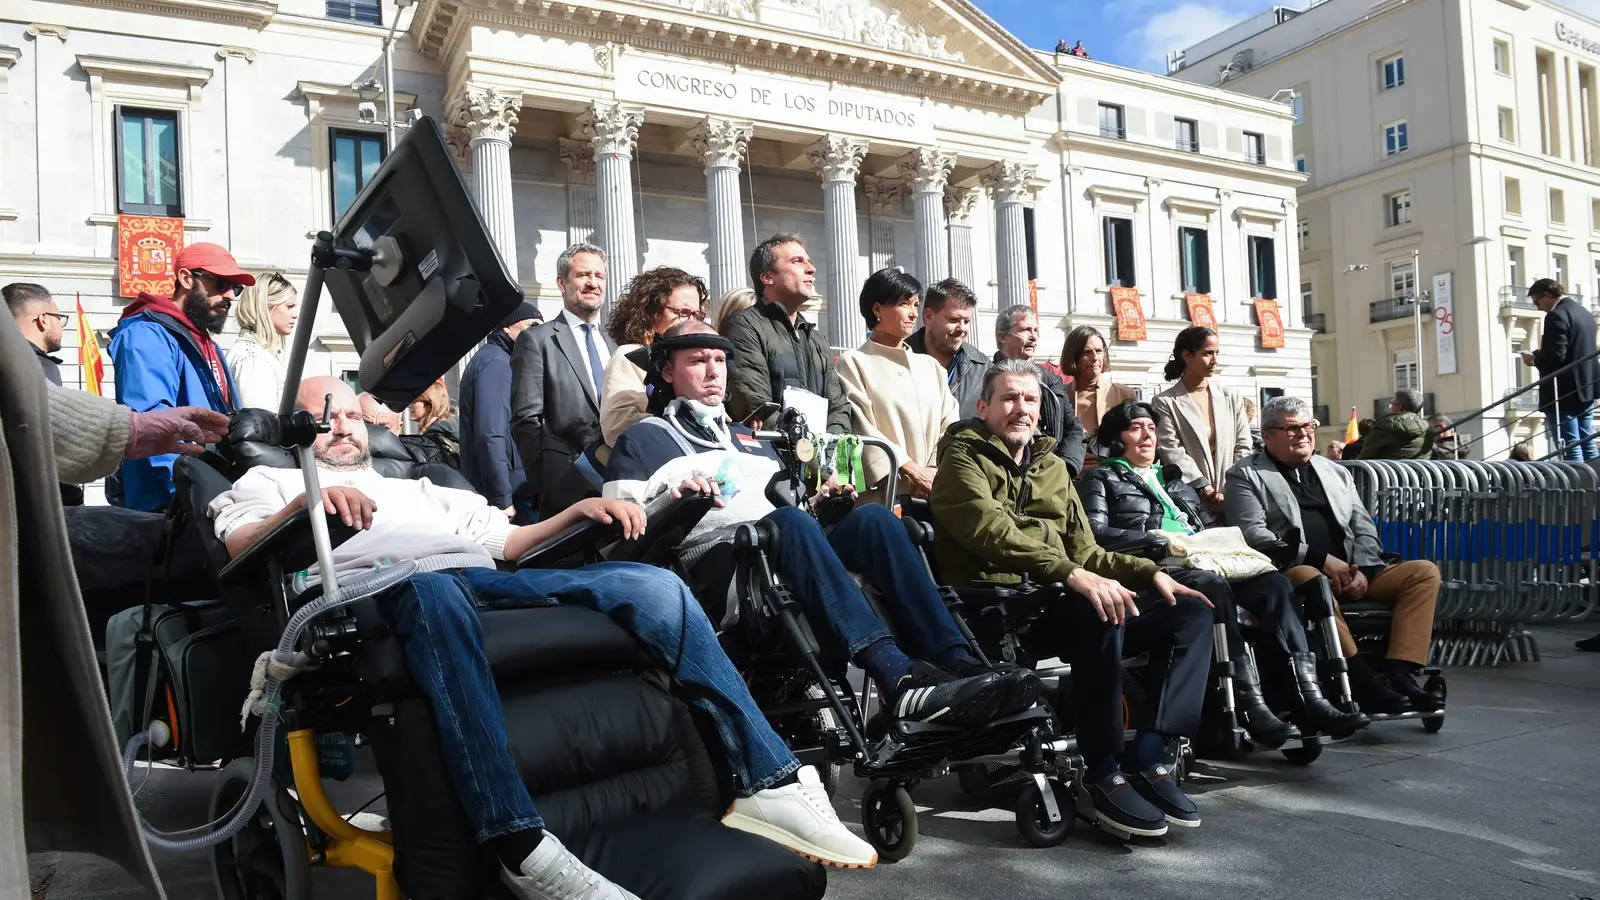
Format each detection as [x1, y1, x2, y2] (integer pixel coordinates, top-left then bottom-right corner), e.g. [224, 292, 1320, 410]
[1533, 296, 1600, 416]
[510, 314, 616, 515]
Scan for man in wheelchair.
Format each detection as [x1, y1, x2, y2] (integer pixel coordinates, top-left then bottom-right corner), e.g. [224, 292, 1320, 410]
[929, 358, 1214, 839]
[1078, 400, 1370, 744]
[209, 376, 877, 898]
[605, 320, 1034, 728]
[1225, 396, 1443, 715]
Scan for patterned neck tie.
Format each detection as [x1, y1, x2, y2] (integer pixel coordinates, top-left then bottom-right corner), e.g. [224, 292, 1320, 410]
[581, 323, 604, 396]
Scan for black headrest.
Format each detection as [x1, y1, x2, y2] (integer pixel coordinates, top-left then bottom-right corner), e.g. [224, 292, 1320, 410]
[220, 407, 464, 486]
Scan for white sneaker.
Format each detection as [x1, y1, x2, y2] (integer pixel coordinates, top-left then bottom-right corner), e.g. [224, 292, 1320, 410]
[722, 766, 878, 868]
[500, 832, 641, 900]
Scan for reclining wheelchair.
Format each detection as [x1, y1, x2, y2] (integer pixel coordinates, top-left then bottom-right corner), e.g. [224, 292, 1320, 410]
[105, 117, 826, 900]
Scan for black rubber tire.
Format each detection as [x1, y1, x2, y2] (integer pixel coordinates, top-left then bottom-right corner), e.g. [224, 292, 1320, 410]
[860, 779, 918, 863]
[1422, 715, 1445, 734]
[1014, 779, 1076, 848]
[1281, 742, 1324, 766]
[210, 758, 312, 900]
[955, 764, 992, 796]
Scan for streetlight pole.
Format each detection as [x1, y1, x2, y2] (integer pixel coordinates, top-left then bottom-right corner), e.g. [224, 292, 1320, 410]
[1413, 246, 1424, 394]
[382, 0, 415, 149]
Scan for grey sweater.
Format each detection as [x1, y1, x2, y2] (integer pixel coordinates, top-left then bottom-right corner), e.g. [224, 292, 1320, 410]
[46, 384, 133, 483]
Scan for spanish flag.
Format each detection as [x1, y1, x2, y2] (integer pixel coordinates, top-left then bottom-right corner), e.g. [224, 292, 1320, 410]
[1343, 406, 1360, 444]
[76, 294, 104, 396]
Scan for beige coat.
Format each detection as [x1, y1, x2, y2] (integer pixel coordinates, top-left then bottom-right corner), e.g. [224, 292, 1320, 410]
[836, 339, 959, 499]
[599, 343, 649, 447]
[1153, 379, 1252, 491]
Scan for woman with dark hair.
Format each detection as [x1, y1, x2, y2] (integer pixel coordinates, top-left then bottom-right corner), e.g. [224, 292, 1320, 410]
[1060, 324, 1136, 472]
[836, 268, 959, 502]
[1152, 326, 1252, 519]
[599, 267, 710, 446]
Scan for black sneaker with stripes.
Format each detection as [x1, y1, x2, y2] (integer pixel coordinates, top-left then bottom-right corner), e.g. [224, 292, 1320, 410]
[888, 662, 1004, 729]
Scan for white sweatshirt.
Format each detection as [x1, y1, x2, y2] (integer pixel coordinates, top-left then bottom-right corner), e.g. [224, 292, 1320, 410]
[209, 464, 517, 578]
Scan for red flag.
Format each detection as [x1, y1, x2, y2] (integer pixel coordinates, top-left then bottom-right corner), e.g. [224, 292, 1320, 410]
[76, 294, 104, 396]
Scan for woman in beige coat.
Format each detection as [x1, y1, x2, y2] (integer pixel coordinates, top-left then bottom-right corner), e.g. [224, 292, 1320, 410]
[1060, 324, 1137, 473]
[836, 268, 959, 503]
[598, 267, 711, 446]
[1153, 325, 1252, 520]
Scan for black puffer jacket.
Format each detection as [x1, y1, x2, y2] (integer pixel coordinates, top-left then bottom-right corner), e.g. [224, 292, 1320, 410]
[401, 418, 462, 469]
[1078, 462, 1214, 559]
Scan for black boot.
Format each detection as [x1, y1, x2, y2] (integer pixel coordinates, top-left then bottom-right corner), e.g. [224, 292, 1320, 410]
[1382, 660, 1444, 711]
[1347, 653, 1411, 716]
[1233, 653, 1301, 749]
[1292, 652, 1371, 737]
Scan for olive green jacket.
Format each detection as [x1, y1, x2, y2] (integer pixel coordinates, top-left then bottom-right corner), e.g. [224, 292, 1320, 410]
[930, 419, 1160, 589]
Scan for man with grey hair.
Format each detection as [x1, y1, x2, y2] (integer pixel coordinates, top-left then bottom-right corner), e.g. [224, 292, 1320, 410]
[511, 242, 616, 516]
[992, 304, 1085, 476]
[1227, 396, 1443, 715]
[1359, 387, 1433, 460]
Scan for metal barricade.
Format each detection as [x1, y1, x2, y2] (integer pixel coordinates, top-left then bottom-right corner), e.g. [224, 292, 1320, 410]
[1342, 459, 1599, 666]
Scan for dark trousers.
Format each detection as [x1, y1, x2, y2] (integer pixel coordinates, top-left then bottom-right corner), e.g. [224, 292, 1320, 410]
[1037, 580, 1213, 762]
[1177, 569, 1310, 659]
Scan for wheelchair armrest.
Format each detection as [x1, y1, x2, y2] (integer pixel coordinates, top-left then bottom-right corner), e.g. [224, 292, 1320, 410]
[217, 507, 358, 586]
[516, 516, 624, 570]
[605, 491, 717, 565]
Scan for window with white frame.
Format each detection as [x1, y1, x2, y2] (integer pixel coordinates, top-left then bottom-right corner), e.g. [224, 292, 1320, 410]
[1297, 218, 1309, 251]
[1394, 349, 1419, 392]
[1301, 279, 1315, 315]
[1098, 103, 1126, 139]
[1384, 120, 1409, 156]
[1310, 364, 1321, 404]
[1493, 38, 1511, 75]
[1509, 244, 1525, 286]
[1103, 216, 1136, 286]
[1498, 107, 1515, 142]
[1244, 131, 1266, 164]
[1178, 226, 1210, 293]
[1248, 234, 1277, 299]
[330, 128, 386, 221]
[1551, 187, 1567, 225]
[1505, 176, 1522, 215]
[1288, 94, 1303, 124]
[116, 107, 182, 217]
[326, 0, 381, 25]
[1174, 117, 1199, 152]
[1592, 198, 1600, 233]
[1386, 189, 1412, 227]
[1390, 258, 1417, 298]
[1554, 253, 1568, 286]
[1382, 54, 1406, 90]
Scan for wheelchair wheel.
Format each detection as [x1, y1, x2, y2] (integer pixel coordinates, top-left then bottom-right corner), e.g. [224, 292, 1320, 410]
[955, 763, 991, 796]
[1014, 778, 1075, 848]
[1422, 715, 1445, 734]
[1281, 742, 1323, 766]
[211, 758, 312, 900]
[860, 779, 918, 863]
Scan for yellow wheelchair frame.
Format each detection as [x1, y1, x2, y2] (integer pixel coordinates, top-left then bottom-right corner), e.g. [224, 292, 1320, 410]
[284, 729, 400, 900]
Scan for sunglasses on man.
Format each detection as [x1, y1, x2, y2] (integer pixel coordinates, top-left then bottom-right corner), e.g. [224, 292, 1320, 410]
[190, 269, 247, 298]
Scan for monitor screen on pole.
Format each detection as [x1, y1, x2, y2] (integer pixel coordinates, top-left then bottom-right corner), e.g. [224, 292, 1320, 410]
[323, 115, 523, 409]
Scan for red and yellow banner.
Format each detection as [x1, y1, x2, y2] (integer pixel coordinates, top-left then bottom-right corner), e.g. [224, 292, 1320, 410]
[1111, 286, 1146, 341]
[1027, 279, 1039, 314]
[117, 214, 184, 299]
[1344, 408, 1360, 443]
[1254, 297, 1285, 349]
[76, 293, 104, 396]
[1185, 293, 1217, 330]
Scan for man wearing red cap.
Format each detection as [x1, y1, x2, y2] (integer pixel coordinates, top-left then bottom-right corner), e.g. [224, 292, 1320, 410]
[109, 242, 255, 511]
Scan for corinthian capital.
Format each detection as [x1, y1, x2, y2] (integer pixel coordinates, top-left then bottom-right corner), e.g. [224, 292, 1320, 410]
[944, 187, 978, 223]
[808, 135, 868, 184]
[864, 177, 904, 215]
[581, 102, 643, 158]
[982, 160, 1037, 205]
[691, 118, 752, 171]
[453, 85, 522, 143]
[899, 148, 955, 195]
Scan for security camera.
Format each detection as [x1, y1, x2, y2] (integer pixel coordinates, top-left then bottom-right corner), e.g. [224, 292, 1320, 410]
[405, 108, 424, 125]
[357, 102, 378, 123]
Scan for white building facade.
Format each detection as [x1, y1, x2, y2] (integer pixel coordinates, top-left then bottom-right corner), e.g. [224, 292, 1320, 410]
[1171, 0, 1600, 457]
[0, 0, 1308, 435]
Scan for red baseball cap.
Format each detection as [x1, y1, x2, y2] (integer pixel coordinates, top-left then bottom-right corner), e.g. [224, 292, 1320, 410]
[175, 242, 256, 286]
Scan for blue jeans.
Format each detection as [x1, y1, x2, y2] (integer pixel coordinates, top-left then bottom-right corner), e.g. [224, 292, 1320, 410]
[384, 563, 801, 843]
[767, 504, 968, 660]
[1549, 402, 1599, 461]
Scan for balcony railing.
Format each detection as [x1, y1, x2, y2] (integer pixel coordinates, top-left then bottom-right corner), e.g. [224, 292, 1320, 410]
[1499, 286, 1585, 311]
[1174, 137, 1199, 152]
[1100, 124, 1126, 140]
[1373, 393, 1437, 419]
[1312, 404, 1331, 425]
[1370, 296, 1433, 323]
[1303, 312, 1327, 333]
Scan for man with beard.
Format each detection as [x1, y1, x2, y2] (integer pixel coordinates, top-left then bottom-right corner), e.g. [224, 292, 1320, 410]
[993, 305, 1086, 477]
[5, 282, 66, 385]
[906, 279, 988, 418]
[109, 242, 252, 511]
[511, 242, 615, 517]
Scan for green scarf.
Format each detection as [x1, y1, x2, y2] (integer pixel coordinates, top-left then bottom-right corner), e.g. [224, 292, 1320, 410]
[1106, 457, 1192, 534]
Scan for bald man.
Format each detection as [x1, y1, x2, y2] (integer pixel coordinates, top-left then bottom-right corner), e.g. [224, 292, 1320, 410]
[207, 377, 876, 898]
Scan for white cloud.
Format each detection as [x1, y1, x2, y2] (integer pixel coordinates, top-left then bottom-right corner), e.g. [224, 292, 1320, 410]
[1120, 1, 1259, 70]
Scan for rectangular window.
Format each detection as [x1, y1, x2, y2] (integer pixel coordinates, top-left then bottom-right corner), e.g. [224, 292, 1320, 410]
[1509, 244, 1525, 286]
[1498, 106, 1516, 142]
[1390, 259, 1417, 298]
[1098, 103, 1126, 139]
[1505, 176, 1522, 215]
[1248, 235, 1277, 298]
[115, 106, 182, 217]
[1102, 216, 1136, 287]
[326, 0, 381, 25]
[1023, 206, 1038, 281]
[1386, 189, 1412, 227]
[1554, 253, 1568, 286]
[1493, 38, 1511, 75]
[1174, 117, 1199, 152]
[1244, 131, 1266, 164]
[1310, 364, 1321, 405]
[1384, 120, 1409, 156]
[1394, 349, 1419, 393]
[1591, 198, 1600, 233]
[1178, 226, 1210, 293]
[1301, 279, 1315, 316]
[1550, 187, 1566, 225]
[1295, 154, 1307, 173]
[330, 128, 387, 222]
[1288, 94, 1303, 124]
[1382, 54, 1406, 90]
[1297, 218, 1309, 251]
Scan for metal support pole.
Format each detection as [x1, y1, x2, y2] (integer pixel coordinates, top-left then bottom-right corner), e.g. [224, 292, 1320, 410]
[1414, 247, 1425, 394]
[278, 234, 333, 416]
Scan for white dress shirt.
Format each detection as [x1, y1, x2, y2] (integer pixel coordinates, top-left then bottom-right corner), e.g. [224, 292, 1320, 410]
[561, 307, 611, 390]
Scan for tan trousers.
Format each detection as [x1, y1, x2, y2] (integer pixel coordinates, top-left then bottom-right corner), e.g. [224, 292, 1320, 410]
[1286, 561, 1440, 665]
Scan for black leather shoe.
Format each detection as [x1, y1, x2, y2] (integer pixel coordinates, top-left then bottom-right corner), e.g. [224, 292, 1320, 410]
[1348, 655, 1411, 716]
[1124, 764, 1200, 828]
[1290, 652, 1371, 736]
[1234, 653, 1301, 749]
[1385, 670, 1444, 712]
[1084, 772, 1168, 838]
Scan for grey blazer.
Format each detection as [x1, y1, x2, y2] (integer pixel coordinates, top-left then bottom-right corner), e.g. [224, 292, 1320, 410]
[509, 315, 616, 513]
[1152, 379, 1252, 490]
[1224, 450, 1385, 569]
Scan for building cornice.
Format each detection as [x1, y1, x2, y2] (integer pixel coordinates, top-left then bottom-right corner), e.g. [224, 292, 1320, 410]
[56, 0, 277, 28]
[1057, 130, 1306, 188]
[298, 80, 419, 109]
[77, 54, 215, 89]
[1045, 51, 1298, 121]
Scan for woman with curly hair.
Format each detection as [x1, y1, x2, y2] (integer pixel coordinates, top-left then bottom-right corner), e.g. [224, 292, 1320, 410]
[599, 266, 709, 446]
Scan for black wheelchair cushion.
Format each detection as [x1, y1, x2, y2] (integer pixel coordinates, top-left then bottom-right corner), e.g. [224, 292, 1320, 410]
[479, 605, 651, 683]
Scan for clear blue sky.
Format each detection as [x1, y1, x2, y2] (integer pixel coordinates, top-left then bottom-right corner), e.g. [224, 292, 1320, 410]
[972, 0, 1600, 74]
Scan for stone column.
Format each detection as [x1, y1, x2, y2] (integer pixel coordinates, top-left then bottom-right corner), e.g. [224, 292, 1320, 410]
[808, 135, 869, 349]
[453, 86, 523, 276]
[558, 137, 597, 247]
[900, 148, 955, 285]
[691, 118, 752, 304]
[945, 187, 978, 293]
[984, 161, 1035, 310]
[864, 176, 902, 272]
[580, 101, 643, 316]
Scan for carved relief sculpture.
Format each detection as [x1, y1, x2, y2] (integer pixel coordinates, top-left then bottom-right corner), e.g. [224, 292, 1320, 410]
[641, 0, 963, 62]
